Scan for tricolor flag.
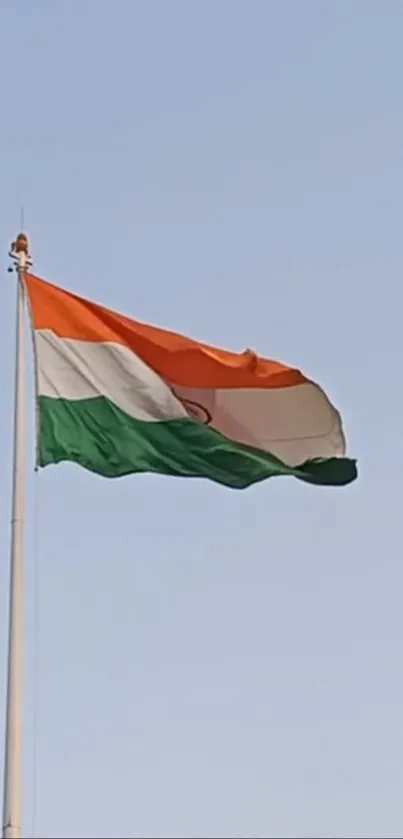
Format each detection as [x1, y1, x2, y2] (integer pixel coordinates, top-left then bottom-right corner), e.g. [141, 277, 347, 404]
[24, 273, 357, 489]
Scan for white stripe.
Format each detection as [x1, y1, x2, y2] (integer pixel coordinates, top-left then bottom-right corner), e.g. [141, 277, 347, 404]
[35, 330, 188, 422]
[35, 330, 346, 466]
[172, 384, 346, 465]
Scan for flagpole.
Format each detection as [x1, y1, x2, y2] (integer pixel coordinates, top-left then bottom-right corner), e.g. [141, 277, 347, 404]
[2, 234, 32, 839]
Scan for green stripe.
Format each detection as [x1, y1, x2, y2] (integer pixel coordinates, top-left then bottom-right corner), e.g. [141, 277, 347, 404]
[37, 396, 357, 489]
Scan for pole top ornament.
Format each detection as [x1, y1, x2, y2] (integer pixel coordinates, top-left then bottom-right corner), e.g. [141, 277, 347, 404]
[8, 233, 32, 273]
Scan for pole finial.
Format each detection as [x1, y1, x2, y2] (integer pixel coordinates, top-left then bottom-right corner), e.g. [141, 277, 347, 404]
[8, 234, 32, 274]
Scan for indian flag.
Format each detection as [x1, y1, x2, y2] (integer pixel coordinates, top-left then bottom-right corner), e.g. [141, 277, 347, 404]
[24, 273, 357, 489]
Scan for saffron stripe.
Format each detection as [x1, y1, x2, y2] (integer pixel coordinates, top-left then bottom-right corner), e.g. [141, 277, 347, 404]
[25, 273, 309, 390]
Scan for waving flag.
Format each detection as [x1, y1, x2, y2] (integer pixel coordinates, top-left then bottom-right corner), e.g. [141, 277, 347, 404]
[24, 273, 357, 489]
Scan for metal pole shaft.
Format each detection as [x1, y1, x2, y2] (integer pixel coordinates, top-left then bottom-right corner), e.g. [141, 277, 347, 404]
[2, 245, 28, 839]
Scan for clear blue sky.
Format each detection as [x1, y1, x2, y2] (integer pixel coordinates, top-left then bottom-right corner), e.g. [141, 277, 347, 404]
[0, 1, 402, 837]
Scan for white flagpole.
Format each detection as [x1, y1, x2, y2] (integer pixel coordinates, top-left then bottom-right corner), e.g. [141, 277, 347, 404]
[2, 234, 32, 839]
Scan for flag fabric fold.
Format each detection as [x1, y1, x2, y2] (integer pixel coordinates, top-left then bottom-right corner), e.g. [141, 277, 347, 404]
[24, 273, 357, 489]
